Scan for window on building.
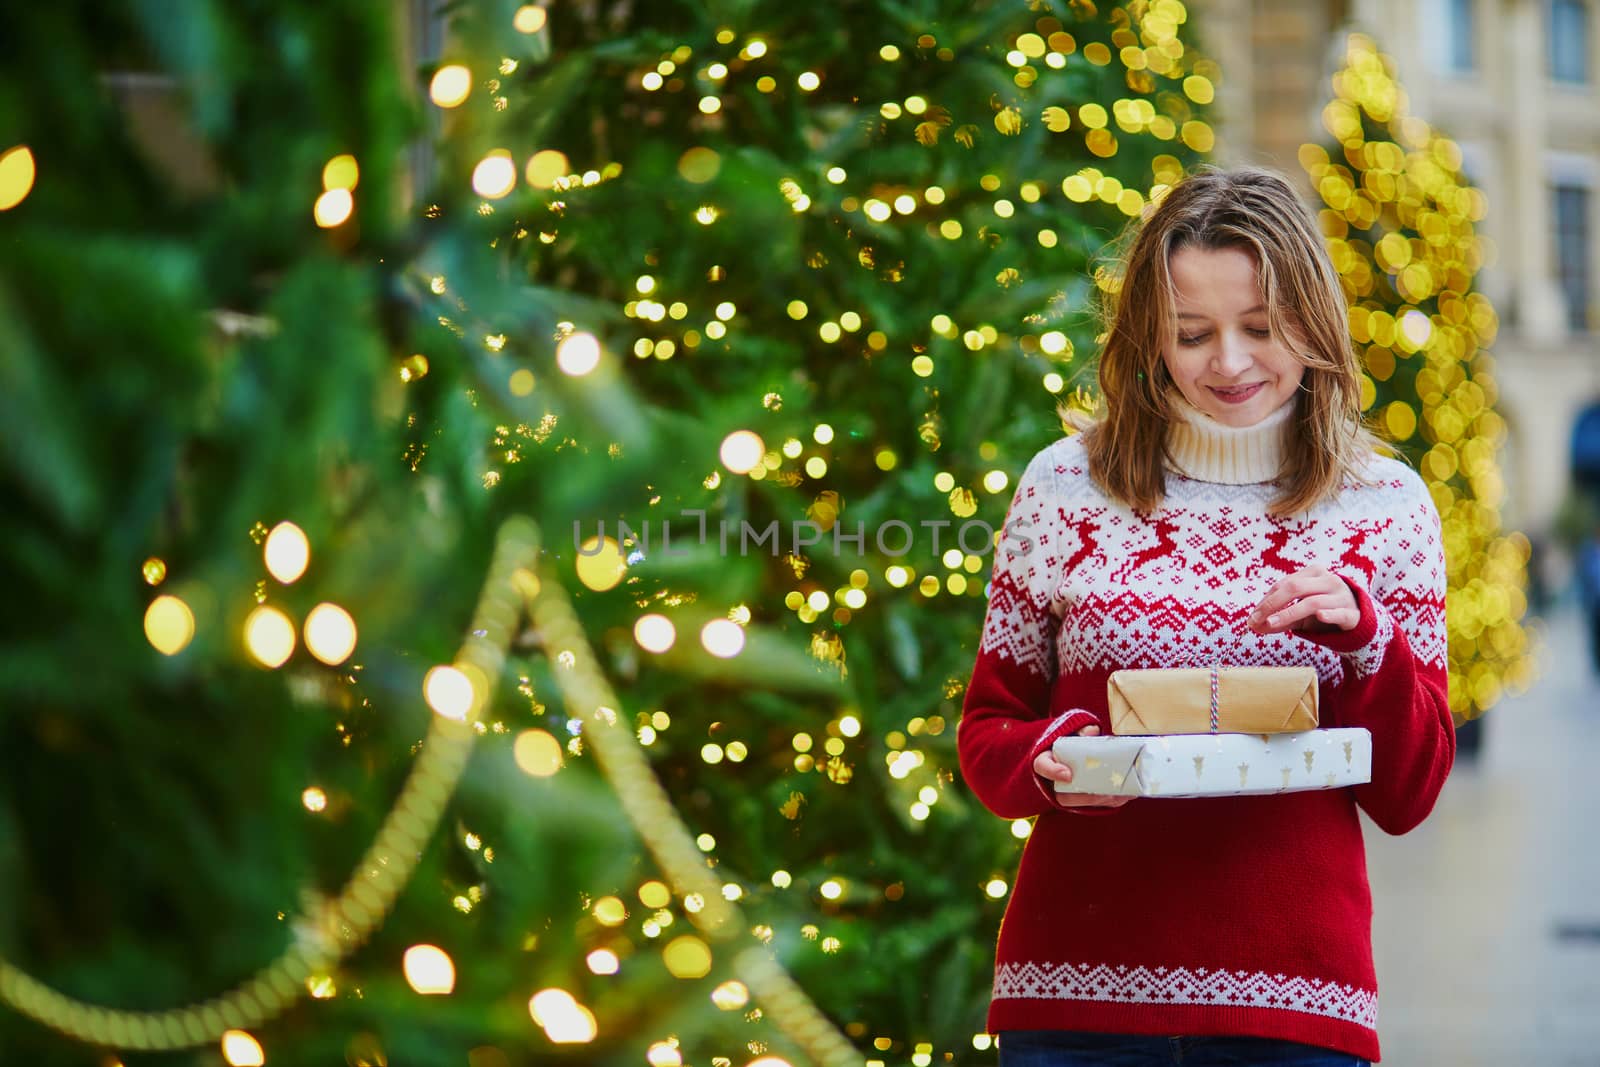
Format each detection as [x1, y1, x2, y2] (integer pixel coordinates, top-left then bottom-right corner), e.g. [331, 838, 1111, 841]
[1447, 0, 1475, 71]
[1554, 184, 1592, 331]
[1426, 0, 1476, 72]
[1550, 0, 1591, 83]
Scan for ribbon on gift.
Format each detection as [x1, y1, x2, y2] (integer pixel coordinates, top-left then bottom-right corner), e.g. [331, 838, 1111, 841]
[1209, 664, 1220, 734]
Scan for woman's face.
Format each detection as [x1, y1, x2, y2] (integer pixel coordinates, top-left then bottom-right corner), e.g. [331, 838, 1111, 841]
[1159, 244, 1305, 428]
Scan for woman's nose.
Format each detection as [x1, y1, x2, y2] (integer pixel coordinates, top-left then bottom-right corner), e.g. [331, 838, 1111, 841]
[1212, 331, 1253, 376]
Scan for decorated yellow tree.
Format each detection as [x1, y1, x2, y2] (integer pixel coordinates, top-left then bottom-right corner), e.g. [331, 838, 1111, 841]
[1303, 33, 1534, 723]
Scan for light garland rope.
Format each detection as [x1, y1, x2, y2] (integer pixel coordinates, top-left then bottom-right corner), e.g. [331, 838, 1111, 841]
[0, 517, 540, 1051]
[2, 517, 862, 1066]
[523, 549, 864, 1067]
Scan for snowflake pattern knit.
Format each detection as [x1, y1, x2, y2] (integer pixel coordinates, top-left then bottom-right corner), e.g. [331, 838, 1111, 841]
[958, 400, 1453, 1063]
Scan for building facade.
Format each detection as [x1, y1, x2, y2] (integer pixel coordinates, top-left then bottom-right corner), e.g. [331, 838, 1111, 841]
[1192, 0, 1600, 545]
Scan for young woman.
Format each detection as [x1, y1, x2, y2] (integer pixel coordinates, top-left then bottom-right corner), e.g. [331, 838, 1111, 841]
[958, 166, 1453, 1066]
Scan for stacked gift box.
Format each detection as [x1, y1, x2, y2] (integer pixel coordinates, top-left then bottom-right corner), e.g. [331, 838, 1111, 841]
[1051, 666, 1373, 799]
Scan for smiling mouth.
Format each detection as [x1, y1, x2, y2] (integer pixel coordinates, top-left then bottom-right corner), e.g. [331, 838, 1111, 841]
[1209, 383, 1266, 403]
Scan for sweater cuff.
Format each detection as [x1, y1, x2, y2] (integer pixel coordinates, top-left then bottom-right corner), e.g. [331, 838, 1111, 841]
[1294, 575, 1395, 679]
[1029, 709, 1098, 806]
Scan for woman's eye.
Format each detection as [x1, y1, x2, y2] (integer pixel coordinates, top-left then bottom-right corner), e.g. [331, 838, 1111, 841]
[1246, 327, 1271, 338]
[1178, 334, 1209, 347]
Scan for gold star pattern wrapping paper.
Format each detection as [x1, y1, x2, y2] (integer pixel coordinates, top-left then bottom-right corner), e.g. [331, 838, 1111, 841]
[1052, 728, 1372, 797]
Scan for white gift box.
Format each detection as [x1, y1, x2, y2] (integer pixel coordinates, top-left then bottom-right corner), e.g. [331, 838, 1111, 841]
[1051, 728, 1372, 798]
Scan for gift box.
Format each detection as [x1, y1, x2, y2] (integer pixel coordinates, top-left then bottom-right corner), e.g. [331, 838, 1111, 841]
[1108, 665, 1319, 735]
[1051, 728, 1372, 798]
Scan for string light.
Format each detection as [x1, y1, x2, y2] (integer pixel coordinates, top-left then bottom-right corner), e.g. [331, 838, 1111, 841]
[263, 522, 310, 584]
[244, 606, 295, 668]
[513, 729, 564, 776]
[472, 151, 518, 199]
[0, 145, 35, 210]
[144, 595, 195, 656]
[303, 603, 357, 665]
[662, 935, 712, 978]
[429, 65, 472, 108]
[528, 989, 597, 1043]
[555, 331, 601, 375]
[634, 613, 677, 652]
[402, 945, 456, 994]
[423, 664, 475, 720]
[220, 1031, 264, 1066]
[512, 5, 547, 33]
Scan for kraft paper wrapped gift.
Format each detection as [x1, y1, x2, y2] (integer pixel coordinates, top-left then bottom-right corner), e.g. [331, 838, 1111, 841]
[1050, 728, 1372, 798]
[1108, 666, 1319, 736]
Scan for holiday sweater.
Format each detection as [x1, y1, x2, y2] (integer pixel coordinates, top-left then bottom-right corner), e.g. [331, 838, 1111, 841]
[957, 399, 1453, 1063]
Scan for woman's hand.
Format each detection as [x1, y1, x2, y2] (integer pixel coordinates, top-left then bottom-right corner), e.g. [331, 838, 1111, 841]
[1248, 565, 1360, 634]
[1033, 723, 1135, 809]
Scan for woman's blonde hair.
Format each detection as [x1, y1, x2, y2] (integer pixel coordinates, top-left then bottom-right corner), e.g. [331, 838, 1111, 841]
[1066, 165, 1379, 516]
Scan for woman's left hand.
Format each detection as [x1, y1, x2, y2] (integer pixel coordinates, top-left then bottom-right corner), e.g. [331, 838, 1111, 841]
[1248, 566, 1360, 634]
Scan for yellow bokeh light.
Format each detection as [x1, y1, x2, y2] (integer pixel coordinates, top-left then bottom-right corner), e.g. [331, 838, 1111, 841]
[593, 895, 627, 925]
[639, 880, 671, 908]
[529, 989, 597, 1044]
[634, 613, 676, 653]
[514, 729, 564, 777]
[244, 606, 295, 669]
[403, 944, 457, 994]
[710, 980, 750, 1010]
[313, 188, 353, 228]
[678, 146, 720, 184]
[586, 948, 620, 975]
[429, 65, 473, 108]
[1385, 400, 1418, 441]
[523, 149, 570, 190]
[985, 878, 1009, 898]
[0, 145, 36, 211]
[647, 1042, 683, 1067]
[144, 595, 195, 656]
[264, 521, 310, 584]
[220, 1031, 264, 1066]
[303, 602, 357, 666]
[513, 5, 547, 33]
[302, 786, 327, 813]
[142, 557, 167, 585]
[719, 430, 765, 474]
[472, 151, 518, 199]
[424, 664, 476, 721]
[797, 71, 821, 91]
[575, 535, 625, 591]
[556, 331, 602, 375]
[700, 618, 746, 658]
[322, 154, 359, 191]
[663, 935, 713, 979]
[509, 368, 535, 395]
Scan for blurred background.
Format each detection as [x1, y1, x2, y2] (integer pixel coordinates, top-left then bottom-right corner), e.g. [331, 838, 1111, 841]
[0, 1, 1596, 1065]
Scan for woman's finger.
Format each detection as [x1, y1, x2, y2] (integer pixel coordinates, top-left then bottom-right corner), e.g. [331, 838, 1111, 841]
[1056, 793, 1134, 809]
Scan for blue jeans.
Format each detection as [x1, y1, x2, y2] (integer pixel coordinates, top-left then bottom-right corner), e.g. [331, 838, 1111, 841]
[998, 1030, 1370, 1066]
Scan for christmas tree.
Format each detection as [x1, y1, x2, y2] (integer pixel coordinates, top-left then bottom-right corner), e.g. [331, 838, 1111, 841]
[0, 1, 1214, 1064]
[1303, 34, 1534, 724]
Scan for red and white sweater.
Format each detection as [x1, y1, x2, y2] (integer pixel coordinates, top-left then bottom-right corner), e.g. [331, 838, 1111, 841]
[958, 399, 1453, 1063]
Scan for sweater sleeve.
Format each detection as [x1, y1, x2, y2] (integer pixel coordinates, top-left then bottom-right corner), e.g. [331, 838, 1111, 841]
[957, 448, 1098, 819]
[1296, 471, 1454, 836]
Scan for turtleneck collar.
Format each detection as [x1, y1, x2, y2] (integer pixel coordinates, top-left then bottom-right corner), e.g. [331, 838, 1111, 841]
[1164, 391, 1297, 485]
